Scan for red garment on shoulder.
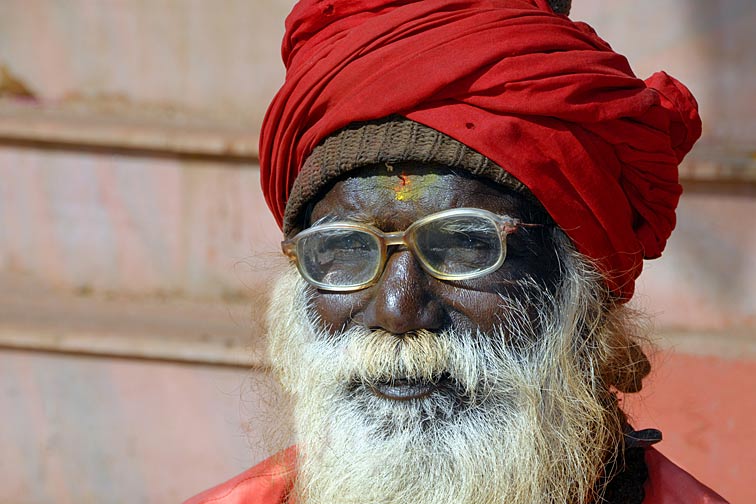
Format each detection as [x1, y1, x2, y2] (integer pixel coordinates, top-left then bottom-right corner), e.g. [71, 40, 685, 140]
[642, 448, 728, 504]
[183, 446, 727, 503]
[183, 447, 296, 504]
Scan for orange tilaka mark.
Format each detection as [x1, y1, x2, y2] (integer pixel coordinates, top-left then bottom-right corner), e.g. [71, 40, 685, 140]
[394, 172, 412, 200]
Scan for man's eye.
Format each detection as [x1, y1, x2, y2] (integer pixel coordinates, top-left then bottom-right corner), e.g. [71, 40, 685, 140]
[449, 232, 492, 250]
[425, 235, 490, 260]
[323, 231, 374, 254]
[444, 230, 496, 252]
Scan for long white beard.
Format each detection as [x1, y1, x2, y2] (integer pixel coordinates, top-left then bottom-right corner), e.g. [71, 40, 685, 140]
[267, 243, 628, 504]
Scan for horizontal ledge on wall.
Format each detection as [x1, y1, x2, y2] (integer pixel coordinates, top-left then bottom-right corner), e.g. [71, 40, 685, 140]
[3, 325, 753, 368]
[0, 327, 266, 368]
[657, 329, 756, 361]
[680, 146, 756, 184]
[0, 99, 259, 160]
[2, 269, 752, 366]
[0, 272, 269, 369]
[1, 100, 753, 180]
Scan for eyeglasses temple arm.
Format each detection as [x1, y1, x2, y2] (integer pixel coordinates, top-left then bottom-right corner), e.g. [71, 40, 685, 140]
[502, 221, 547, 234]
[281, 239, 297, 258]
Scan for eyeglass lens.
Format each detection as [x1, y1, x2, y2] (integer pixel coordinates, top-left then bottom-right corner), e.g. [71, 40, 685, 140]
[298, 228, 382, 287]
[297, 213, 503, 288]
[411, 215, 502, 276]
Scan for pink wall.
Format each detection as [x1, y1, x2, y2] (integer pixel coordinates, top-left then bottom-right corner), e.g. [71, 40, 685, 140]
[625, 352, 755, 504]
[0, 1, 753, 502]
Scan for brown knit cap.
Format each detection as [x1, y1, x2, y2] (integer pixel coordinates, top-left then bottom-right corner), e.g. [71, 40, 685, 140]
[283, 117, 527, 236]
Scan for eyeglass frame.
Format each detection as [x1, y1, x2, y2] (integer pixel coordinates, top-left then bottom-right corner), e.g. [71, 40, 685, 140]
[281, 207, 543, 292]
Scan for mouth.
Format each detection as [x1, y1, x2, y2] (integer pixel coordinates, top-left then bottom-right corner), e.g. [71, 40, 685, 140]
[369, 376, 447, 401]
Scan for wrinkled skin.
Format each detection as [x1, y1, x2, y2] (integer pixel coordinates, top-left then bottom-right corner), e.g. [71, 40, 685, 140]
[304, 164, 562, 335]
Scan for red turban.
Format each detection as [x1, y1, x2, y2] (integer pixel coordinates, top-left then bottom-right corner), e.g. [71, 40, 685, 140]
[259, 0, 702, 300]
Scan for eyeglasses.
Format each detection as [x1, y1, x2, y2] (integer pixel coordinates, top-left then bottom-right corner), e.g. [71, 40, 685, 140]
[282, 207, 541, 292]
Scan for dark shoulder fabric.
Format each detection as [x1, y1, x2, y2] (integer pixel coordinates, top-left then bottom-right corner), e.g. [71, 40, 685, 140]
[602, 446, 649, 504]
[597, 426, 663, 503]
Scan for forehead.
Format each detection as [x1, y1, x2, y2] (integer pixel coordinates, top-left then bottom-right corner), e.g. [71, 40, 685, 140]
[308, 163, 541, 230]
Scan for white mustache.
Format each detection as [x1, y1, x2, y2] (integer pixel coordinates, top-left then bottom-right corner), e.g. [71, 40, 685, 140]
[343, 329, 464, 381]
[325, 324, 535, 413]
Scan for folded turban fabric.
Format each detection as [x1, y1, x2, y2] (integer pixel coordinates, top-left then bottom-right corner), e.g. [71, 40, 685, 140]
[259, 0, 702, 301]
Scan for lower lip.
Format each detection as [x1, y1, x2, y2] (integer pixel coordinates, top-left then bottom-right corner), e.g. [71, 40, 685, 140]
[370, 381, 438, 401]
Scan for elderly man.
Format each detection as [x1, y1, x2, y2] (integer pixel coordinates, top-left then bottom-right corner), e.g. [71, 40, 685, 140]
[187, 1, 726, 503]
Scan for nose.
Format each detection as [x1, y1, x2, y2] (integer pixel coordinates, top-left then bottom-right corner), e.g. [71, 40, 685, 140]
[360, 250, 445, 334]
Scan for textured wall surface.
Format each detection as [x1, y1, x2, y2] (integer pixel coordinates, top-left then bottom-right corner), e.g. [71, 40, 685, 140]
[0, 147, 280, 297]
[1, 1, 753, 503]
[0, 0, 291, 130]
[0, 350, 284, 504]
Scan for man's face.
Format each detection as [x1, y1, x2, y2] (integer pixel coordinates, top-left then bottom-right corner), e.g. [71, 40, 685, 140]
[268, 165, 624, 504]
[307, 163, 560, 336]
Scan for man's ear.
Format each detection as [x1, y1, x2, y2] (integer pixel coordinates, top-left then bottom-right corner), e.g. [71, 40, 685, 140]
[604, 339, 651, 394]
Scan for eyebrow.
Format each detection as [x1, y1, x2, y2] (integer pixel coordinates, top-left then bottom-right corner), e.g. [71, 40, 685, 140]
[309, 211, 376, 228]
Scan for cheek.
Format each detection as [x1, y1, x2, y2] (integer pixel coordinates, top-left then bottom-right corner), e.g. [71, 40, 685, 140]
[436, 268, 548, 334]
[312, 291, 368, 332]
[441, 289, 504, 334]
